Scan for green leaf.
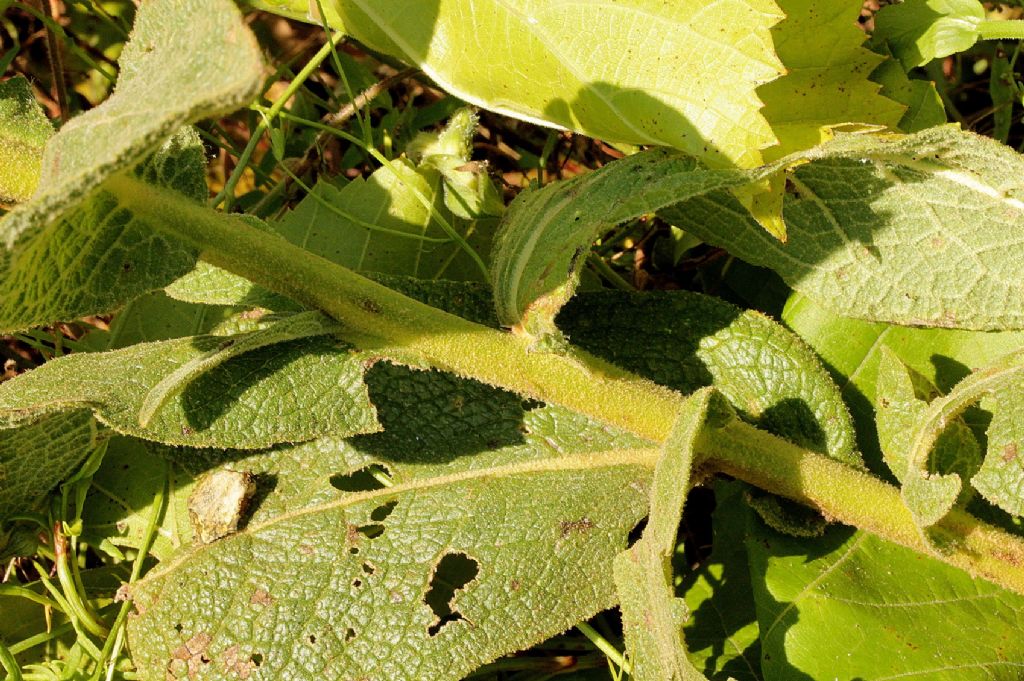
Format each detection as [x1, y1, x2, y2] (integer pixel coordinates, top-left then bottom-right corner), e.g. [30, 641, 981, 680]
[869, 47, 947, 133]
[782, 291, 1024, 471]
[0, 411, 97, 525]
[680, 483, 761, 681]
[0, 0, 263, 333]
[0, 129, 207, 333]
[0, 323, 378, 449]
[613, 389, 714, 681]
[167, 156, 497, 308]
[560, 291, 859, 466]
[0, 76, 52, 203]
[747, 518, 1024, 681]
[9, 0, 261, 226]
[664, 126, 1024, 331]
[318, 0, 785, 169]
[761, 0, 906, 158]
[876, 348, 981, 492]
[490, 148, 774, 335]
[874, 0, 986, 69]
[126, 381, 656, 681]
[898, 348, 1024, 526]
[82, 436, 194, 562]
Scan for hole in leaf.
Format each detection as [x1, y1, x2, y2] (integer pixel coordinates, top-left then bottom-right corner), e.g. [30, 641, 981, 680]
[174, 623, 183, 633]
[348, 547, 359, 555]
[250, 654, 263, 667]
[425, 551, 480, 636]
[344, 628, 356, 642]
[329, 464, 391, 492]
[362, 562, 375, 575]
[352, 578, 362, 588]
[308, 635, 316, 644]
[357, 523, 385, 539]
[626, 516, 648, 548]
[370, 500, 398, 522]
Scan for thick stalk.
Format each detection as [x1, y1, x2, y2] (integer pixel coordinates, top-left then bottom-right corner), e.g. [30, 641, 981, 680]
[977, 20, 1024, 42]
[108, 175, 681, 442]
[107, 174, 1024, 596]
[703, 420, 1024, 594]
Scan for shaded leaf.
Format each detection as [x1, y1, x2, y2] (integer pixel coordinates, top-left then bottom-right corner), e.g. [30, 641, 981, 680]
[613, 389, 714, 681]
[0, 129, 206, 333]
[0, 0, 263, 333]
[0, 76, 52, 203]
[560, 290, 858, 466]
[782, 291, 1024, 472]
[680, 483, 762, 681]
[0, 325, 378, 449]
[320, 0, 784, 169]
[869, 46, 947, 133]
[875, 348, 981, 494]
[874, 0, 985, 69]
[490, 148, 777, 335]
[664, 126, 1024, 330]
[0, 411, 97, 525]
[747, 517, 1024, 681]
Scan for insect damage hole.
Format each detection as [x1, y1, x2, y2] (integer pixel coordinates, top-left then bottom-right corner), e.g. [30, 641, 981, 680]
[329, 464, 392, 492]
[424, 551, 480, 636]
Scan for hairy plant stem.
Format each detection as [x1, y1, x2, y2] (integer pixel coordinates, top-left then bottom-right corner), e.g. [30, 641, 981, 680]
[108, 173, 1024, 596]
[978, 20, 1024, 42]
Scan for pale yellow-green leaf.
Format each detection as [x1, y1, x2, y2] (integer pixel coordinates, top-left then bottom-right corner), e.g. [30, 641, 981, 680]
[286, 0, 786, 168]
[0, 76, 52, 203]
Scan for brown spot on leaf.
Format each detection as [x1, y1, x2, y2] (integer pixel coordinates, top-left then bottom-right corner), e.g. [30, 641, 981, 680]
[239, 308, 267, 320]
[222, 644, 257, 679]
[250, 589, 274, 606]
[1003, 443, 1019, 463]
[559, 517, 595, 538]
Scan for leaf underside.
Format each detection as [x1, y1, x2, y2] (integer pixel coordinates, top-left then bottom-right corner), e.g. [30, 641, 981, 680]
[329, 0, 784, 168]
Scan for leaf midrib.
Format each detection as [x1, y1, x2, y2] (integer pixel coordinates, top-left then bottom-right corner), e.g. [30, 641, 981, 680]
[136, 446, 660, 584]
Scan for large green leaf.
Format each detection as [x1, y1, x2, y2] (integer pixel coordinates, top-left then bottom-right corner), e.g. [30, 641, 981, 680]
[680, 483, 762, 681]
[0, 318, 378, 449]
[0, 0, 263, 333]
[760, 0, 905, 159]
[489, 149, 774, 335]
[126, 376, 656, 681]
[0, 411, 97, 525]
[0, 76, 52, 203]
[614, 389, 714, 681]
[664, 126, 1024, 330]
[560, 291, 858, 466]
[747, 517, 1024, 680]
[782, 292, 1024, 471]
[263, 0, 784, 169]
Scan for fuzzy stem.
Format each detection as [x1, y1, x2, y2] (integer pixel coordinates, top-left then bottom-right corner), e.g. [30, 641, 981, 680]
[977, 20, 1024, 42]
[107, 174, 1024, 596]
[702, 419, 1024, 593]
